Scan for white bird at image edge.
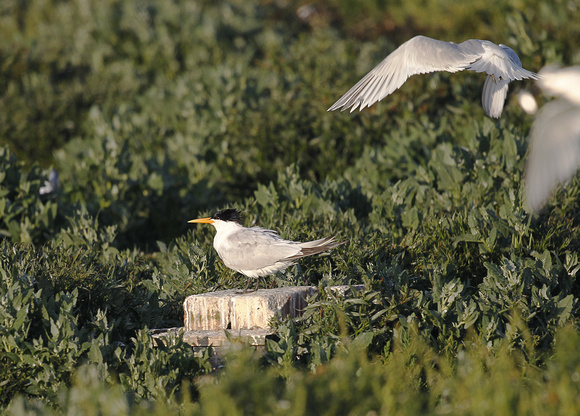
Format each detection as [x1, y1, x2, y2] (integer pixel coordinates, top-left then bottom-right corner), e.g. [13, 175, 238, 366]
[524, 66, 580, 213]
[189, 209, 347, 292]
[328, 35, 538, 118]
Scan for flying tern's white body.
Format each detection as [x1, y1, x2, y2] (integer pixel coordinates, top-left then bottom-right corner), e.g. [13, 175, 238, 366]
[189, 209, 346, 290]
[328, 35, 538, 118]
[523, 66, 580, 212]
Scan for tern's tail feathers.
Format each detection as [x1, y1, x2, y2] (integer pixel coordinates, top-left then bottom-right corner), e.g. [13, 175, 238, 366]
[482, 75, 509, 118]
[290, 236, 347, 259]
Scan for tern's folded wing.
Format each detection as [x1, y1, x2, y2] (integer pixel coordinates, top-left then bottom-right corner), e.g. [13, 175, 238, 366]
[217, 227, 302, 275]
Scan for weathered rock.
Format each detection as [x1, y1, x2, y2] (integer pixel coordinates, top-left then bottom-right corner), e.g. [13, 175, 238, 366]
[152, 285, 364, 351]
[151, 327, 272, 348]
[183, 285, 363, 331]
[183, 286, 317, 331]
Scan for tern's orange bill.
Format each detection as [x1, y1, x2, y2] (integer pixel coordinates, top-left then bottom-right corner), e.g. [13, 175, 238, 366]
[188, 217, 214, 224]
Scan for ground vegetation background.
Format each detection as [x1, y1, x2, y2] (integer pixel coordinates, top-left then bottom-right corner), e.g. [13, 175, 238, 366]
[1, 0, 580, 414]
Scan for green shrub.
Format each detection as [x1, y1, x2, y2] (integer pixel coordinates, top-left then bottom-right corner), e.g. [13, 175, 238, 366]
[1, 0, 580, 413]
[0, 232, 210, 408]
[0, 148, 58, 243]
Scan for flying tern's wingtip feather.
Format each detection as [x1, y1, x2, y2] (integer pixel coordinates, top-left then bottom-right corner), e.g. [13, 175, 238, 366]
[524, 171, 550, 214]
[524, 195, 543, 215]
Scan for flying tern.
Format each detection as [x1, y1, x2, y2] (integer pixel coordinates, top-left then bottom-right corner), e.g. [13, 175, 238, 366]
[328, 35, 539, 118]
[188, 209, 347, 292]
[523, 66, 580, 213]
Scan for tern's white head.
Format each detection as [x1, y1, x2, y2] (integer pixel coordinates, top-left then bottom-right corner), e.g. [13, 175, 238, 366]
[188, 208, 244, 233]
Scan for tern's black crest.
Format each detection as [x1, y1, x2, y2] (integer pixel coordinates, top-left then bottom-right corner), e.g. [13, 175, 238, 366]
[211, 209, 243, 224]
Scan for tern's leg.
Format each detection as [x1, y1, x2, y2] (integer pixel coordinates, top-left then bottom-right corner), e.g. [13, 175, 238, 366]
[243, 276, 252, 293]
[241, 277, 260, 294]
